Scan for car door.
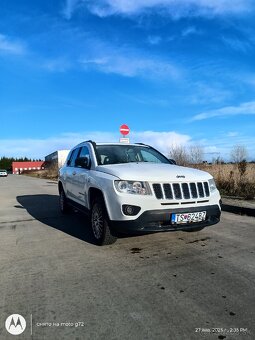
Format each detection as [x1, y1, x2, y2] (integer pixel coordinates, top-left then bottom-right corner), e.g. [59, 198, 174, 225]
[71, 145, 91, 207]
[65, 147, 81, 200]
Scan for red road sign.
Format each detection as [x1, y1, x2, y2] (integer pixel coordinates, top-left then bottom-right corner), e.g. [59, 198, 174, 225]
[120, 124, 130, 136]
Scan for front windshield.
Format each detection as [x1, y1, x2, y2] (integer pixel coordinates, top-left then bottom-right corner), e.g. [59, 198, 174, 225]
[96, 145, 171, 165]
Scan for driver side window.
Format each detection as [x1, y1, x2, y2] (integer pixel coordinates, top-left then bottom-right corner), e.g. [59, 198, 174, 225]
[68, 148, 81, 167]
[79, 146, 90, 160]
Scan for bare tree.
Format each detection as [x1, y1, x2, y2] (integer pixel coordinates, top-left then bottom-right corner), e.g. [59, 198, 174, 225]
[168, 145, 189, 166]
[212, 156, 225, 165]
[189, 145, 204, 164]
[230, 145, 248, 163]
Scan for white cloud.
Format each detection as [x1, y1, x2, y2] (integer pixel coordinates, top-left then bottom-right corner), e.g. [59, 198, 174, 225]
[188, 82, 232, 105]
[0, 34, 26, 55]
[80, 52, 180, 79]
[147, 35, 162, 45]
[181, 26, 200, 37]
[1, 130, 254, 161]
[131, 131, 191, 155]
[63, 0, 253, 19]
[78, 36, 181, 79]
[42, 58, 72, 72]
[62, 0, 80, 19]
[0, 131, 191, 158]
[227, 131, 239, 137]
[192, 101, 255, 121]
[197, 134, 255, 161]
[222, 36, 252, 53]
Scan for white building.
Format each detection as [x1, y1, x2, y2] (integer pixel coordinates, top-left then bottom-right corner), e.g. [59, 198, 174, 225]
[45, 150, 70, 168]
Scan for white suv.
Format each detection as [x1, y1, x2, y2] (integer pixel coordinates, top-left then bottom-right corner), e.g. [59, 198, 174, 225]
[58, 141, 221, 245]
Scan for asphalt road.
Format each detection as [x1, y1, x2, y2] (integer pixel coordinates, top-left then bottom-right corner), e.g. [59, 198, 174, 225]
[0, 175, 254, 340]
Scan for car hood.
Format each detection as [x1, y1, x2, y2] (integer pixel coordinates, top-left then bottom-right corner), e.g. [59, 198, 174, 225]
[96, 163, 211, 182]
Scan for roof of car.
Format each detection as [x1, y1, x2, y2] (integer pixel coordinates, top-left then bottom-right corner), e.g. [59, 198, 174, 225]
[74, 140, 150, 147]
[95, 143, 149, 146]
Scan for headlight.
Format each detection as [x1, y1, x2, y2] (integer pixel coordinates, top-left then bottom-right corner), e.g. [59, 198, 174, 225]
[208, 178, 217, 193]
[114, 180, 152, 195]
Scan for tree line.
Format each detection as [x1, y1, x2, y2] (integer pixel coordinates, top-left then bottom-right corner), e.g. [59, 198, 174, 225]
[168, 144, 252, 166]
[0, 157, 43, 170]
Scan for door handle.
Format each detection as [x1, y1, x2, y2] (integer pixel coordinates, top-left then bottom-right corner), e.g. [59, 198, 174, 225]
[72, 171, 76, 176]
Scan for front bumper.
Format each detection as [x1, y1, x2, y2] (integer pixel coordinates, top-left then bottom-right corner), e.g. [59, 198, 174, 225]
[110, 204, 221, 234]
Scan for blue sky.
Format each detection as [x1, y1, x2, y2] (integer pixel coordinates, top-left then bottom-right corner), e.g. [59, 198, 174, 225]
[1, 0, 255, 161]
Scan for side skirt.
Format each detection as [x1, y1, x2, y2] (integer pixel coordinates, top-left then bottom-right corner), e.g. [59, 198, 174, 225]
[66, 197, 90, 215]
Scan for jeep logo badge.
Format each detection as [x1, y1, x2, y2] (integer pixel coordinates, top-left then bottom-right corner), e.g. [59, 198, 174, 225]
[176, 175, 185, 178]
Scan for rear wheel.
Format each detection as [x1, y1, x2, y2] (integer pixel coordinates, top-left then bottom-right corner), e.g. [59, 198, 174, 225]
[91, 198, 117, 246]
[59, 187, 70, 214]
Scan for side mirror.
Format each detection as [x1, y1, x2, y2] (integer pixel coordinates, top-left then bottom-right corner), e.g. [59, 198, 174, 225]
[168, 158, 176, 165]
[75, 156, 91, 169]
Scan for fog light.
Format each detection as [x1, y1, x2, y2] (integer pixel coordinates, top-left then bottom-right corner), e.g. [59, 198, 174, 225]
[122, 205, 141, 216]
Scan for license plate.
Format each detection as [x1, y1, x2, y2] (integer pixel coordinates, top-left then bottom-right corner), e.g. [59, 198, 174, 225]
[171, 211, 206, 224]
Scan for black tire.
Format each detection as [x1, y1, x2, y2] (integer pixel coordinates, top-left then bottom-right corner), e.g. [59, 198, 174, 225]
[91, 198, 117, 246]
[59, 187, 70, 214]
[184, 227, 204, 232]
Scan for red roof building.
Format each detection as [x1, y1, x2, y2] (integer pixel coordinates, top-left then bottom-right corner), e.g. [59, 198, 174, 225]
[12, 161, 45, 174]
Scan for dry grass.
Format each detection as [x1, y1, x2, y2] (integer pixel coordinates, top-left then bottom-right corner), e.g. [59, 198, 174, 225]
[23, 161, 255, 200]
[23, 163, 58, 181]
[195, 163, 255, 199]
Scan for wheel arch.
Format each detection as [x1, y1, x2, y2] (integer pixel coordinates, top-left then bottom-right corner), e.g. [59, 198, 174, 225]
[89, 187, 103, 206]
[89, 187, 108, 213]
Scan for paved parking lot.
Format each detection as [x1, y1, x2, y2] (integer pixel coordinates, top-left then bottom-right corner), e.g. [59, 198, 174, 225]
[0, 175, 254, 340]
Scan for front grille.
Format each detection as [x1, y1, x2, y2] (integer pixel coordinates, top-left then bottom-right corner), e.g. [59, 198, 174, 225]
[173, 184, 182, 199]
[181, 183, 190, 199]
[190, 183, 198, 198]
[152, 184, 163, 199]
[152, 181, 210, 200]
[204, 182, 210, 196]
[163, 184, 173, 199]
[197, 182, 204, 197]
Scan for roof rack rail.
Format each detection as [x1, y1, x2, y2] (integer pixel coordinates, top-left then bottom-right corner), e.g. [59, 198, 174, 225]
[135, 142, 148, 146]
[84, 140, 95, 144]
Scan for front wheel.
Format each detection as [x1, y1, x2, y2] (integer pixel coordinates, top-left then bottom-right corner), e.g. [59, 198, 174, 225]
[91, 198, 117, 246]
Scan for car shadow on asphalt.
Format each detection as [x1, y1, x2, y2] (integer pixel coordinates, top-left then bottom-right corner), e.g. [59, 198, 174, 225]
[16, 194, 97, 245]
